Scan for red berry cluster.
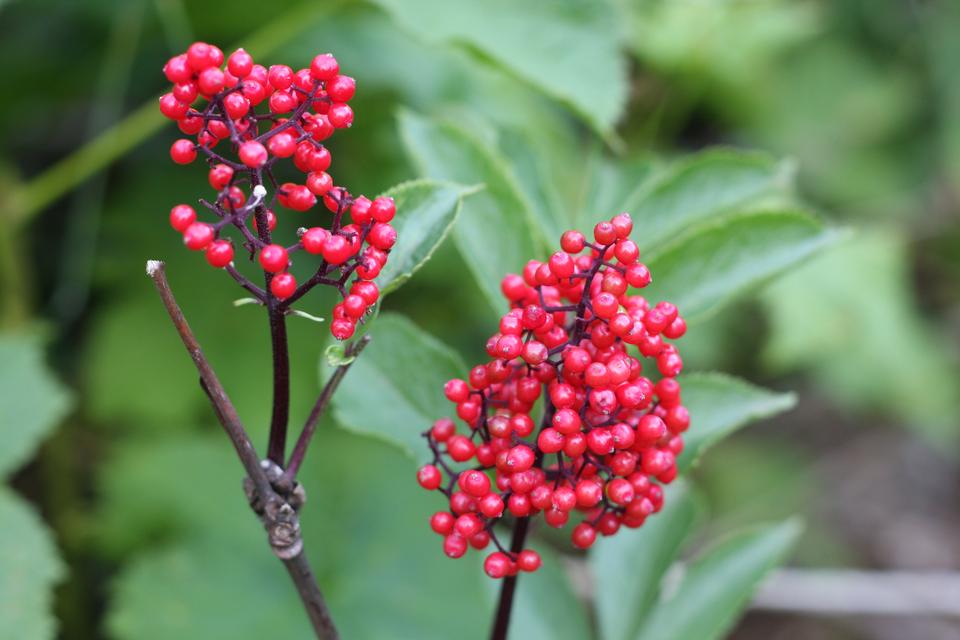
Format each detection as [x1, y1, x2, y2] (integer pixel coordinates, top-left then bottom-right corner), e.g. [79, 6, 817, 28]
[160, 42, 397, 340]
[418, 214, 689, 578]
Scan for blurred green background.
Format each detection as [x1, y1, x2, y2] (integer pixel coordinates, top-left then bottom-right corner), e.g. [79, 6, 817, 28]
[1, 0, 958, 638]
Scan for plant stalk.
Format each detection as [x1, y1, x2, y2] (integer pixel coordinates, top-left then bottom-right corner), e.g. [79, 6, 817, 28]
[147, 260, 338, 639]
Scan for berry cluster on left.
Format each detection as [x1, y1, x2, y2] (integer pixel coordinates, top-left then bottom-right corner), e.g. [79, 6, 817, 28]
[159, 42, 397, 340]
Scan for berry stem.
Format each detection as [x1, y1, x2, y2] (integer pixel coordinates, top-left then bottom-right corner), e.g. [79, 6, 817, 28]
[283, 334, 371, 481]
[489, 516, 531, 640]
[266, 296, 291, 464]
[147, 260, 339, 640]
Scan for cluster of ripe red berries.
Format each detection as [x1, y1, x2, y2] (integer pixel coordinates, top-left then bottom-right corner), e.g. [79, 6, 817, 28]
[159, 42, 396, 340]
[418, 214, 689, 578]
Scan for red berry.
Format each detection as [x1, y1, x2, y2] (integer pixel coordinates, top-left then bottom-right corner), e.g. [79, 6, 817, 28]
[322, 235, 353, 265]
[301, 227, 329, 254]
[484, 552, 512, 579]
[268, 64, 294, 90]
[326, 75, 356, 102]
[197, 67, 225, 95]
[186, 42, 213, 71]
[611, 212, 633, 238]
[455, 513, 482, 538]
[594, 221, 617, 245]
[478, 493, 504, 518]
[259, 244, 289, 273]
[269, 90, 297, 114]
[572, 522, 597, 549]
[163, 54, 192, 83]
[239, 141, 268, 168]
[306, 172, 333, 196]
[447, 435, 475, 462]
[270, 272, 296, 299]
[223, 92, 250, 119]
[370, 196, 396, 223]
[284, 185, 316, 212]
[417, 465, 443, 490]
[443, 533, 467, 559]
[227, 48, 253, 77]
[183, 222, 214, 250]
[549, 251, 575, 278]
[310, 53, 339, 80]
[268, 132, 297, 158]
[368, 223, 397, 250]
[459, 470, 491, 497]
[330, 318, 356, 341]
[328, 103, 354, 128]
[444, 379, 470, 403]
[560, 230, 586, 253]
[517, 549, 541, 572]
[208, 164, 234, 190]
[169, 204, 196, 232]
[170, 139, 197, 164]
[430, 512, 454, 535]
[159, 93, 189, 120]
[205, 240, 234, 268]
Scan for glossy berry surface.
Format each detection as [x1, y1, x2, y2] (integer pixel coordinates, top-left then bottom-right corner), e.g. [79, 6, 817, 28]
[418, 213, 689, 578]
[159, 42, 392, 339]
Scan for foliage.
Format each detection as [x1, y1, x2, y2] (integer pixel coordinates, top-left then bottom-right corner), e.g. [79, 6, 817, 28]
[0, 0, 957, 638]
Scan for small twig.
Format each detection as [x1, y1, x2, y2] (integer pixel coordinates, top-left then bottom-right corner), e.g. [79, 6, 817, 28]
[284, 335, 371, 481]
[225, 264, 267, 301]
[147, 260, 269, 493]
[489, 517, 531, 640]
[147, 260, 339, 640]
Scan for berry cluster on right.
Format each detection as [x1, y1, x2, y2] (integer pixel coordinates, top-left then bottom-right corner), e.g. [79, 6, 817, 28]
[418, 213, 689, 578]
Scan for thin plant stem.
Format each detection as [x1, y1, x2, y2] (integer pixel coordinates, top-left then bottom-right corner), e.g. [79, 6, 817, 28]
[284, 335, 371, 481]
[147, 260, 339, 640]
[489, 517, 531, 640]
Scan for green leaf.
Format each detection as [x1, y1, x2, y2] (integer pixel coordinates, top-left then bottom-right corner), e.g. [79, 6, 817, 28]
[0, 489, 65, 640]
[96, 435, 249, 554]
[0, 332, 72, 476]
[631, 150, 795, 253]
[644, 210, 841, 319]
[369, 0, 627, 136]
[679, 373, 796, 472]
[398, 110, 539, 313]
[582, 152, 659, 227]
[108, 536, 307, 639]
[484, 543, 592, 640]
[625, 0, 819, 101]
[374, 179, 472, 296]
[106, 429, 489, 639]
[635, 519, 802, 640]
[762, 232, 960, 442]
[591, 482, 701, 640]
[331, 313, 465, 460]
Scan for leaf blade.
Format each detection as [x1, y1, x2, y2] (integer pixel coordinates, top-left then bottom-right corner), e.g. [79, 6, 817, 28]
[369, 0, 627, 136]
[398, 110, 539, 313]
[0, 332, 72, 477]
[591, 482, 701, 640]
[635, 519, 802, 640]
[374, 179, 472, 296]
[631, 150, 795, 252]
[0, 489, 64, 640]
[644, 210, 841, 320]
[679, 373, 797, 472]
[331, 313, 465, 460]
